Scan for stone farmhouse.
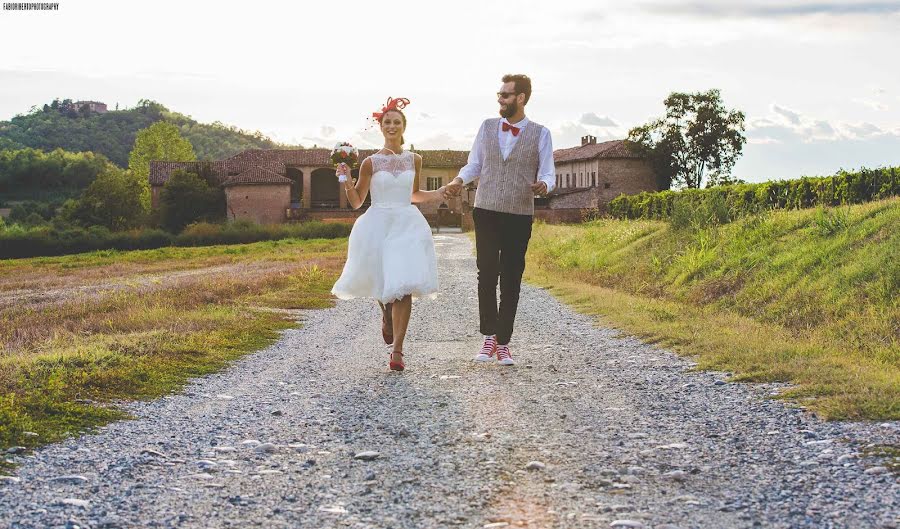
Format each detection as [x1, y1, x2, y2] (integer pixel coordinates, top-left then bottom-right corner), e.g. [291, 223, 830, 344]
[148, 137, 658, 227]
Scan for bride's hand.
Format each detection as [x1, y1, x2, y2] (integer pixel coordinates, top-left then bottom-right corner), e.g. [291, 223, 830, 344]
[438, 186, 450, 200]
[336, 163, 350, 180]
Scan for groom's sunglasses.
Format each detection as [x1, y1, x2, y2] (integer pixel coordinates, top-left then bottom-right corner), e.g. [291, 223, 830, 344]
[496, 91, 519, 99]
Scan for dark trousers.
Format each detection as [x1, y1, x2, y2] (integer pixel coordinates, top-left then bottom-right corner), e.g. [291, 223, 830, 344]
[472, 207, 533, 345]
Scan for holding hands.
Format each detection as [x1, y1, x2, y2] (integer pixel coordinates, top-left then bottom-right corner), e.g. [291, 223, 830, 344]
[444, 177, 464, 198]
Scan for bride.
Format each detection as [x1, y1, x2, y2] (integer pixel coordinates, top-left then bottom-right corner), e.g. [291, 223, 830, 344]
[331, 97, 449, 371]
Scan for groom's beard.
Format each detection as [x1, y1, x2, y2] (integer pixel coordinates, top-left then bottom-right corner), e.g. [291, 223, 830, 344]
[499, 100, 519, 119]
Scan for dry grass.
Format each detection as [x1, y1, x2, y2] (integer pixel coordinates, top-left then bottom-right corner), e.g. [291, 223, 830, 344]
[0, 238, 347, 455]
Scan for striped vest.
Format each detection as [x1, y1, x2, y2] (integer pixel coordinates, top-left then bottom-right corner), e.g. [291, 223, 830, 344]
[473, 118, 544, 216]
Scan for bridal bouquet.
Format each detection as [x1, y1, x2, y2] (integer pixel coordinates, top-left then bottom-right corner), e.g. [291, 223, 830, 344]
[331, 142, 359, 183]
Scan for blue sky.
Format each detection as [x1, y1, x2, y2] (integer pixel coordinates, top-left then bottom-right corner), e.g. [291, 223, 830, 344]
[1, 0, 899, 182]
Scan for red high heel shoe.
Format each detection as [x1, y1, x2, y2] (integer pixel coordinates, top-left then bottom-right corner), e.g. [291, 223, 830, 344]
[389, 350, 404, 371]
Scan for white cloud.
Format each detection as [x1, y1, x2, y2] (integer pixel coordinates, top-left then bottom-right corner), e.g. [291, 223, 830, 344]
[415, 132, 473, 150]
[841, 122, 884, 139]
[580, 113, 619, 127]
[748, 137, 782, 145]
[738, 103, 900, 180]
[639, 1, 900, 19]
[852, 98, 889, 111]
[747, 103, 900, 147]
[772, 104, 802, 125]
[553, 121, 621, 149]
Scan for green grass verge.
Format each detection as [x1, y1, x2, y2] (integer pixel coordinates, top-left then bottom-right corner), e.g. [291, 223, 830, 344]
[525, 197, 899, 420]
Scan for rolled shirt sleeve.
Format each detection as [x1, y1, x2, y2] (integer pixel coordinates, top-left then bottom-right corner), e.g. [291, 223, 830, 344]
[456, 121, 486, 185]
[537, 127, 556, 192]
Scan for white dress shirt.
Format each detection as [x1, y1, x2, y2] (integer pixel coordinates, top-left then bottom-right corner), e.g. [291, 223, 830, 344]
[456, 117, 556, 192]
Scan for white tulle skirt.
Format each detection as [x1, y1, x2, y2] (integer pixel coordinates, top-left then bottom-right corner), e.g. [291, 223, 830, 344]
[331, 205, 439, 304]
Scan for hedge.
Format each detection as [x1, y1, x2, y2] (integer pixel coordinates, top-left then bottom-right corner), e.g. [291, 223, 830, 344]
[608, 167, 900, 222]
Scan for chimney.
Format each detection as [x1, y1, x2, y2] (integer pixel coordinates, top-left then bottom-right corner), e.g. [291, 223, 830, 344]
[581, 135, 597, 146]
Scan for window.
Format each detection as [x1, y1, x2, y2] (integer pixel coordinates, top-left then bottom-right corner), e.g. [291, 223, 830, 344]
[426, 177, 442, 191]
[591, 172, 596, 187]
[566, 174, 571, 187]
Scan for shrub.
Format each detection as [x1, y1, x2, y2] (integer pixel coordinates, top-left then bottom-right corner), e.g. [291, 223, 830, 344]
[0, 221, 348, 259]
[608, 166, 899, 224]
[159, 170, 225, 233]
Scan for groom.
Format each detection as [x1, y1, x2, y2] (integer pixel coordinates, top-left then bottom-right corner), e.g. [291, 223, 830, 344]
[445, 74, 556, 366]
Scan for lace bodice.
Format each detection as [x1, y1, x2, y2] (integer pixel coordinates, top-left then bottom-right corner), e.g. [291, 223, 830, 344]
[368, 151, 416, 208]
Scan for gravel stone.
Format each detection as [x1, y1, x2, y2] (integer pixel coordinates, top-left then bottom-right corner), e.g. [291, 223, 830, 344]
[0, 234, 896, 528]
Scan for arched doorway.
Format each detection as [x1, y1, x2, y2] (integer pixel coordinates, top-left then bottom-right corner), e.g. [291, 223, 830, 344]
[285, 167, 303, 206]
[311, 168, 339, 208]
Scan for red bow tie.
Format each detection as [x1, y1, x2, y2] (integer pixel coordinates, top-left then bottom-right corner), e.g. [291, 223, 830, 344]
[502, 122, 520, 136]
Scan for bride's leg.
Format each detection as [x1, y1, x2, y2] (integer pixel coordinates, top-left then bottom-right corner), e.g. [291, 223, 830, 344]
[391, 295, 412, 361]
[379, 301, 394, 341]
[383, 302, 393, 325]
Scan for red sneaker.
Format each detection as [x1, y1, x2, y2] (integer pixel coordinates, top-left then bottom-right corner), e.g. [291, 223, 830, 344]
[496, 344, 515, 366]
[474, 335, 497, 362]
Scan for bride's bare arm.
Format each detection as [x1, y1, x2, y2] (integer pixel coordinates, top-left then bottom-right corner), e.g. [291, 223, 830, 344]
[342, 157, 373, 210]
[410, 154, 448, 204]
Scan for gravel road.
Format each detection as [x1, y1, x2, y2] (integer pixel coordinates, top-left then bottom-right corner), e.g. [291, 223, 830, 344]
[1, 233, 897, 529]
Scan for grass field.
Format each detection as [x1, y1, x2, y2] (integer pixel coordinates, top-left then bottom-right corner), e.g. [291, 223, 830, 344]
[526, 197, 899, 420]
[0, 237, 347, 459]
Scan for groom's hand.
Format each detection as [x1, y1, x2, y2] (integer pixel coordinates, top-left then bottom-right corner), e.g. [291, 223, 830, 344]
[531, 181, 548, 196]
[444, 177, 464, 197]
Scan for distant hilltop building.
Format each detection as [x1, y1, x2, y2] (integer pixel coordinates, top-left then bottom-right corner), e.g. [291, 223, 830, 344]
[74, 101, 108, 113]
[149, 139, 658, 227]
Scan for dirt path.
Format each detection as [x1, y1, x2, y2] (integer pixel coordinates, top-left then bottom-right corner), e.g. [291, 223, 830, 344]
[0, 234, 897, 529]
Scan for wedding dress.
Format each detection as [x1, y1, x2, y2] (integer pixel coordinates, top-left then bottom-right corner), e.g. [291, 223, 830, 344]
[331, 150, 438, 303]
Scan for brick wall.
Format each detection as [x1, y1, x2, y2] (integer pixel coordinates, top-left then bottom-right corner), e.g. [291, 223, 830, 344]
[549, 187, 604, 209]
[534, 208, 588, 223]
[601, 159, 657, 198]
[225, 184, 290, 225]
[550, 159, 657, 210]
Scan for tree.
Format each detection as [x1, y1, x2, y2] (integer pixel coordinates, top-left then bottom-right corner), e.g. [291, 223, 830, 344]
[128, 122, 196, 211]
[158, 169, 225, 232]
[627, 89, 746, 189]
[67, 166, 148, 230]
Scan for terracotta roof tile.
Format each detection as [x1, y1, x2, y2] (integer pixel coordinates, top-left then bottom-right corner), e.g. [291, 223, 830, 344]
[148, 161, 227, 186]
[222, 166, 293, 187]
[553, 140, 639, 164]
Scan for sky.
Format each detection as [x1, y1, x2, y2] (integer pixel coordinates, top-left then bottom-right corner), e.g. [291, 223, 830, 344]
[1, 0, 899, 183]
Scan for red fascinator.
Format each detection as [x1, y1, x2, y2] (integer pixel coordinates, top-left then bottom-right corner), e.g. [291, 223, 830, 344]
[371, 97, 410, 121]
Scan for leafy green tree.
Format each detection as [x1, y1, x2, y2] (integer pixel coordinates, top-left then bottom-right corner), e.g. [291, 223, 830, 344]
[1, 100, 292, 168]
[158, 169, 225, 233]
[68, 166, 149, 230]
[628, 89, 746, 189]
[8, 201, 57, 223]
[128, 122, 196, 210]
[0, 148, 111, 199]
